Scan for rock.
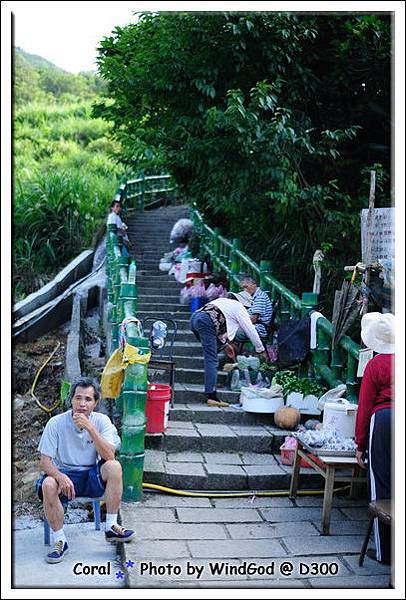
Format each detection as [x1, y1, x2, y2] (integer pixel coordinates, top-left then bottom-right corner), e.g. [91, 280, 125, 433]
[14, 395, 28, 410]
[13, 515, 42, 530]
[65, 508, 90, 524]
[22, 465, 40, 485]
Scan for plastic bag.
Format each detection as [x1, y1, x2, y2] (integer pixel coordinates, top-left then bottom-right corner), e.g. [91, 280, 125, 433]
[240, 384, 283, 400]
[180, 286, 191, 305]
[189, 280, 206, 298]
[317, 384, 347, 412]
[170, 219, 194, 243]
[101, 348, 124, 399]
[122, 343, 151, 366]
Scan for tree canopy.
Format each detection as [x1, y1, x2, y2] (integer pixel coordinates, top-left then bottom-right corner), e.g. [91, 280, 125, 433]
[95, 12, 391, 310]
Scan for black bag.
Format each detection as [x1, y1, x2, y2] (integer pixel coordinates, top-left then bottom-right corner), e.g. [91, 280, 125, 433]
[277, 316, 310, 368]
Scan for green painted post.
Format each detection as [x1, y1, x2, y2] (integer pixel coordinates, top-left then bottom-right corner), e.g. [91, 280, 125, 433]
[259, 260, 272, 291]
[331, 346, 343, 382]
[312, 318, 331, 383]
[110, 304, 119, 351]
[301, 292, 318, 318]
[230, 238, 240, 292]
[213, 228, 221, 271]
[114, 259, 149, 502]
[299, 294, 318, 376]
[120, 331, 150, 502]
[346, 354, 359, 404]
[140, 174, 145, 211]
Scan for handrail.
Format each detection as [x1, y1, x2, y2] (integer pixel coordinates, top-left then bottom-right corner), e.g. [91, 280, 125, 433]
[105, 223, 150, 502]
[117, 174, 176, 211]
[190, 204, 361, 403]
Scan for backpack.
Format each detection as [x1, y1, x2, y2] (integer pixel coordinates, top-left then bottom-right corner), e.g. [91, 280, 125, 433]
[277, 316, 310, 368]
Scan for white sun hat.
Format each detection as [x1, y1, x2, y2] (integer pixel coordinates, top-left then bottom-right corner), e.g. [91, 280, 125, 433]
[228, 291, 253, 308]
[360, 312, 395, 354]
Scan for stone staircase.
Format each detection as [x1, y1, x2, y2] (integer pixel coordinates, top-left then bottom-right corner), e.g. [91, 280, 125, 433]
[126, 206, 324, 491]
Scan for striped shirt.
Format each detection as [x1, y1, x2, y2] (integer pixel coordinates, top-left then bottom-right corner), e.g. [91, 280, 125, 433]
[249, 287, 273, 338]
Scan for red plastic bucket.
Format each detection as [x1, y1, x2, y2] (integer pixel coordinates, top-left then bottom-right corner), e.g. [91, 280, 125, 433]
[146, 384, 171, 433]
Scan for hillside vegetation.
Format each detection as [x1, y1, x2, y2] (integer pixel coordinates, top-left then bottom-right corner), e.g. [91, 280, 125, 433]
[14, 48, 123, 300]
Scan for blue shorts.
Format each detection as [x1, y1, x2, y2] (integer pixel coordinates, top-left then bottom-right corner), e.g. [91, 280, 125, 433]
[35, 461, 105, 504]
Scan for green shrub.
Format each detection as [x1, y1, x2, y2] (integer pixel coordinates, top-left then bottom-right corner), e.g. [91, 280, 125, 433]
[14, 100, 123, 300]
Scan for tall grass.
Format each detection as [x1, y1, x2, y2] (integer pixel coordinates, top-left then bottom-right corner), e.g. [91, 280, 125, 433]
[14, 100, 123, 300]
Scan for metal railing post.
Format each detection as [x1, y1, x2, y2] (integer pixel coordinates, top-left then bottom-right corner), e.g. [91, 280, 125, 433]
[229, 238, 240, 292]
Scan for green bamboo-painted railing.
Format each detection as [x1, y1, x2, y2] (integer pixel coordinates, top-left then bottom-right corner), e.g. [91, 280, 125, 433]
[190, 205, 361, 403]
[116, 174, 177, 211]
[106, 225, 148, 502]
[105, 174, 175, 501]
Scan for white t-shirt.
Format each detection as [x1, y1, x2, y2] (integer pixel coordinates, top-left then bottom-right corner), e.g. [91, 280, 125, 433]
[38, 410, 121, 471]
[208, 298, 265, 353]
[107, 212, 129, 240]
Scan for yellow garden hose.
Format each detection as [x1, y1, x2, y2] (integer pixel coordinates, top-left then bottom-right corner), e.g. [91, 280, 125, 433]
[31, 341, 62, 414]
[142, 482, 351, 498]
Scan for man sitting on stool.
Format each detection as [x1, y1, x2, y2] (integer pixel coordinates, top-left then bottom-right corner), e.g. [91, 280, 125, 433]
[235, 274, 273, 344]
[35, 377, 135, 564]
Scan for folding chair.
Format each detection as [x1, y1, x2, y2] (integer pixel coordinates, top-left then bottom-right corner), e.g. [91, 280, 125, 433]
[141, 317, 178, 407]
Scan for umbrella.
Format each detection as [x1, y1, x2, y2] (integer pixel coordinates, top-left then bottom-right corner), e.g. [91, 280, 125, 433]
[331, 279, 360, 349]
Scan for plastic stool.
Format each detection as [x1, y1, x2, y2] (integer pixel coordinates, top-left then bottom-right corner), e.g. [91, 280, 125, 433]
[43, 497, 103, 545]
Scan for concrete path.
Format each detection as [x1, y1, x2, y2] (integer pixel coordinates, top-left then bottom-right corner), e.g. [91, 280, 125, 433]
[13, 522, 125, 588]
[121, 493, 392, 589]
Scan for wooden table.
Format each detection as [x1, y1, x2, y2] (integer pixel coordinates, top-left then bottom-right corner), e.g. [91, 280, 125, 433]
[289, 438, 366, 535]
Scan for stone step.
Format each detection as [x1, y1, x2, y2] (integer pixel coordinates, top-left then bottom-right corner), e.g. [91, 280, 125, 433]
[148, 366, 226, 386]
[137, 291, 181, 300]
[145, 421, 278, 454]
[137, 303, 190, 313]
[170, 403, 287, 428]
[166, 330, 197, 342]
[137, 313, 190, 329]
[171, 355, 205, 369]
[132, 260, 165, 267]
[142, 448, 324, 490]
[137, 281, 182, 289]
[134, 254, 170, 260]
[173, 384, 240, 404]
[132, 245, 172, 251]
[131, 243, 172, 251]
[173, 368, 227, 386]
[136, 274, 180, 281]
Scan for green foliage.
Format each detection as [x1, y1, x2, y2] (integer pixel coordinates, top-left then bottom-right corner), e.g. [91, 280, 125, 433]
[14, 96, 124, 299]
[14, 47, 107, 107]
[273, 370, 326, 399]
[96, 12, 391, 315]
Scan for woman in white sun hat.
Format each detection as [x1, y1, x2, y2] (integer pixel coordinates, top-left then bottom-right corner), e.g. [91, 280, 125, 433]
[355, 312, 394, 565]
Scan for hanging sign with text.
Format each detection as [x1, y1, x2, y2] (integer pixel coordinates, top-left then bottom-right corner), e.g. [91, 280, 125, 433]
[361, 207, 394, 263]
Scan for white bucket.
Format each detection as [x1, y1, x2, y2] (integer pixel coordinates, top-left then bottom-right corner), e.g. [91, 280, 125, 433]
[323, 399, 358, 438]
